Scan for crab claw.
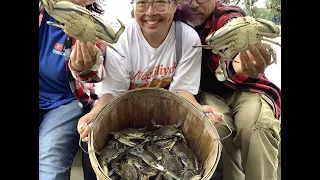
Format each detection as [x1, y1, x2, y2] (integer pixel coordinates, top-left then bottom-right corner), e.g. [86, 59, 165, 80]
[114, 18, 125, 42]
[46, 21, 64, 29]
[41, 0, 55, 14]
[192, 44, 212, 49]
[113, 133, 137, 147]
[151, 119, 163, 128]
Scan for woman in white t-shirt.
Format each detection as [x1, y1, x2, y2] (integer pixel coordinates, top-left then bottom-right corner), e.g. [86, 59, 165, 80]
[76, 0, 223, 140]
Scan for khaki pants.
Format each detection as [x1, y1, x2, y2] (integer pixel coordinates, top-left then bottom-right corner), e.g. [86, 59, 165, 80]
[198, 91, 281, 180]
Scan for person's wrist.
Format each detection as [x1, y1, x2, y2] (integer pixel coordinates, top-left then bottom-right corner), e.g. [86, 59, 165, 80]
[86, 112, 98, 119]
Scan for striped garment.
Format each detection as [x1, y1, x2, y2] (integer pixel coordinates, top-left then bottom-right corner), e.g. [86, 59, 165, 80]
[39, 5, 106, 112]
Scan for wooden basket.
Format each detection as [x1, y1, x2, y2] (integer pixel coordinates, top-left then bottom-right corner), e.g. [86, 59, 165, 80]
[88, 88, 222, 180]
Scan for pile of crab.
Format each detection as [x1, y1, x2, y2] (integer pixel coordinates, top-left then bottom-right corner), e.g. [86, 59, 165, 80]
[97, 119, 203, 180]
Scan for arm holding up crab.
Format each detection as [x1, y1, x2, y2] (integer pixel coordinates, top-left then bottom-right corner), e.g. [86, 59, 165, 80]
[231, 42, 273, 77]
[41, 0, 125, 83]
[222, 17, 280, 79]
[69, 40, 107, 83]
[195, 15, 281, 80]
[176, 0, 277, 78]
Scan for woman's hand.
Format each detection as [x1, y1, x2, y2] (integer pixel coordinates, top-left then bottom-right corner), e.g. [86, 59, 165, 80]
[176, 91, 224, 124]
[200, 105, 224, 124]
[70, 40, 99, 72]
[77, 94, 115, 142]
[77, 113, 97, 142]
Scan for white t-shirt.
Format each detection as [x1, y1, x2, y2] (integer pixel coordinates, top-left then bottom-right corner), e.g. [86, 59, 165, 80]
[101, 19, 202, 96]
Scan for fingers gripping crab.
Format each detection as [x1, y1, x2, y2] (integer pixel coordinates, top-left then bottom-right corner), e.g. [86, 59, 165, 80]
[193, 16, 281, 80]
[41, 0, 125, 57]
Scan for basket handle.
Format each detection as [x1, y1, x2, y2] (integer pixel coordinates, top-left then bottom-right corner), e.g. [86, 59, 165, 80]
[79, 138, 89, 154]
[205, 112, 232, 141]
[79, 121, 95, 154]
[79, 136, 100, 155]
[219, 116, 233, 141]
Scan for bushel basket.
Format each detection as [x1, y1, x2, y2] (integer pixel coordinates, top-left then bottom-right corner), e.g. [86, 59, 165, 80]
[88, 88, 222, 180]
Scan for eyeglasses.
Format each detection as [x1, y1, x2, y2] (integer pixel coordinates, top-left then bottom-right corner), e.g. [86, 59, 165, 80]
[131, 0, 175, 14]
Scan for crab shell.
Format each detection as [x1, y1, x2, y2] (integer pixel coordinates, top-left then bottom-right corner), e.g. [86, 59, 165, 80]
[41, 0, 124, 43]
[204, 16, 280, 59]
[172, 141, 202, 174]
[161, 150, 184, 180]
[98, 145, 124, 164]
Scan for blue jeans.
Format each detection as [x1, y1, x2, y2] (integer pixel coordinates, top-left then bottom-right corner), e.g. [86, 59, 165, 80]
[39, 100, 83, 180]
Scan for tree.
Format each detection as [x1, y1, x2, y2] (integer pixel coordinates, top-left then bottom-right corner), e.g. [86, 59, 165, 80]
[221, 0, 242, 5]
[266, 0, 281, 13]
[221, 0, 281, 22]
[221, 0, 281, 13]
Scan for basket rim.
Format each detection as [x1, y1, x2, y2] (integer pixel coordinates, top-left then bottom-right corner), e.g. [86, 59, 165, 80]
[88, 88, 222, 180]
[94, 88, 219, 131]
[92, 88, 221, 140]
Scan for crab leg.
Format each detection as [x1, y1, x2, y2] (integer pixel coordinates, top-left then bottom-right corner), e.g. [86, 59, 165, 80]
[98, 40, 125, 59]
[96, 32, 117, 43]
[164, 170, 180, 180]
[93, 17, 125, 41]
[41, 0, 126, 59]
[261, 37, 281, 47]
[113, 19, 126, 42]
[46, 10, 76, 27]
[113, 133, 136, 147]
[213, 22, 248, 39]
[41, 0, 55, 12]
[257, 32, 281, 39]
[209, 29, 240, 45]
[46, 21, 65, 29]
[220, 57, 229, 78]
[256, 18, 280, 34]
[261, 43, 278, 64]
[174, 132, 186, 144]
[151, 119, 163, 128]
[192, 44, 212, 49]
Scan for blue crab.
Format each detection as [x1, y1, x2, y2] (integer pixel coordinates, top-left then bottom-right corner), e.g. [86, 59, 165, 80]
[41, 0, 125, 56]
[194, 16, 281, 80]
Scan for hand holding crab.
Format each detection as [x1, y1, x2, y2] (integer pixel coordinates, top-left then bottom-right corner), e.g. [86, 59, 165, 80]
[41, 0, 125, 58]
[194, 16, 281, 80]
[70, 40, 100, 72]
[233, 42, 273, 77]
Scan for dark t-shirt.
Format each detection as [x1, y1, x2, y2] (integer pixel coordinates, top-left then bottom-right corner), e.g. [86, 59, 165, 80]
[194, 23, 235, 98]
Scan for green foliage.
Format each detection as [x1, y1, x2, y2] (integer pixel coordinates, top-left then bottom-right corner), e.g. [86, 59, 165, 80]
[266, 0, 281, 13]
[244, 7, 279, 21]
[221, 0, 281, 22]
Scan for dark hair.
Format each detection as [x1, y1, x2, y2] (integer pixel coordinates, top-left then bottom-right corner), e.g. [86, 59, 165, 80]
[86, 2, 105, 15]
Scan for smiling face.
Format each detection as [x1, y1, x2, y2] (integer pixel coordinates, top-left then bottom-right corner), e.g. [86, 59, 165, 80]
[134, 0, 178, 37]
[182, 0, 216, 27]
